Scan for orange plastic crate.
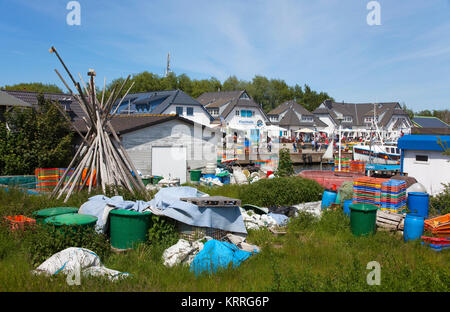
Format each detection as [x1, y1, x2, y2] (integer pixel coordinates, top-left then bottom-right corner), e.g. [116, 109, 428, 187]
[4, 215, 36, 231]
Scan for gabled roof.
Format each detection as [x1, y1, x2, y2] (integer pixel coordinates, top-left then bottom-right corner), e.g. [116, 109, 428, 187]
[278, 108, 327, 128]
[2, 89, 86, 120]
[313, 100, 405, 127]
[115, 89, 213, 121]
[412, 116, 449, 128]
[267, 100, 314, 117]
[0, 90, 32, 107]
[197, 90, 268, 123]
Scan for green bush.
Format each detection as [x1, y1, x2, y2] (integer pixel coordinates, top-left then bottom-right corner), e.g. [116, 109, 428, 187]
[430, 183, 450, 215]
[190, 177, 323, 208]
[240, 177, 323, 207]
[147, 215, 179, 249]
[25, 224, 111, 266]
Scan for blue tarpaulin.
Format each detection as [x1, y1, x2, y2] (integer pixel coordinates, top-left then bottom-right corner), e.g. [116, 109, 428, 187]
[78, 195, 150, 233]
[190, 240, 258, 276]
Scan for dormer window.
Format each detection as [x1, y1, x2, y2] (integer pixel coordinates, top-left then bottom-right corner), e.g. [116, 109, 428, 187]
[209, 108, 219, 116]
[343, 116, 352, 122]
[239, 93, 250, 100]
[301, 116, 314, 122]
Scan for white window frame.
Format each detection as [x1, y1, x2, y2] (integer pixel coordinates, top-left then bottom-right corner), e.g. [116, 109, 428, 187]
[414, 154, 430, 165]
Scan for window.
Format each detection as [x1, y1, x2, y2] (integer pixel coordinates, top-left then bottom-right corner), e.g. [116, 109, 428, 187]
[186, 107, 194, 116]
[209, 108, 219, 116]
[240, 110, 254, 118]
[240, 92, 250, 100]
[236, 110, 240, 116]
[343, 116, 352, 122]
[415, 155, 428, 162]
[365, 116, 378, 123]
[270, 116, 278, 122]
[302, 116, 314, 122]
[176, 107, 183, 115]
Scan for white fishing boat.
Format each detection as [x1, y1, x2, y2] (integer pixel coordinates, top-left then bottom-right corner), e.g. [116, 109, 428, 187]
[352, 142, 400, 165]
[352, 104, 401, 165]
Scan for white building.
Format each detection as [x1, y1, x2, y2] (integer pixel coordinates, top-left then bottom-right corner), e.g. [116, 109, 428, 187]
[197, 90, 271, 143]
[114, 89, 213, 126]
[267, 100, 327, 138]
[398, 134, 450, 195]
[73, 115, 220, 184]
[313, 100, 412, 139]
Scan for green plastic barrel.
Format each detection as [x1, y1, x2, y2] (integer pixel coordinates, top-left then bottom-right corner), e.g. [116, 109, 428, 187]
[349, 203, 378, 236]
[32, 207, 79, 224]
[109, 209, 152, 250]
[152, 176, 164, 184]
[44, 213, 98, 236]
[141, 178, 151, 186]
[189, 170, 202, 182]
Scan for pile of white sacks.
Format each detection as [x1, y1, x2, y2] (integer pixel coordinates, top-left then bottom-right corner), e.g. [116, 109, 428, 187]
[240, 208, 278, 230]
[239, 201, 322, 230]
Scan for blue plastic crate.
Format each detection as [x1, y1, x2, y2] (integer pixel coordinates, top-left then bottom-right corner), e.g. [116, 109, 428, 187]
[421, 242, 450, 252]
[382, 180, 407, 187]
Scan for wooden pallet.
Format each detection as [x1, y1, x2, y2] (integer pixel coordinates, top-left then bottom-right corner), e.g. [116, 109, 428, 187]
[180, 196, 241, 207]
[269, 227, 287, 235]
[376, 209, 405, 231]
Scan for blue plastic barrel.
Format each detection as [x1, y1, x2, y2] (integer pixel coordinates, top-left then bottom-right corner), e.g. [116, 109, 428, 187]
[343, 199, 352, 217]
[404, 213, 425, 242]
[321, 190, 337, 210]
[407, 192, 429, 218]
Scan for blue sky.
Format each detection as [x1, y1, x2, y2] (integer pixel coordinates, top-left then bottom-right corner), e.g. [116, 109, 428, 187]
[1, 0, 450, 111]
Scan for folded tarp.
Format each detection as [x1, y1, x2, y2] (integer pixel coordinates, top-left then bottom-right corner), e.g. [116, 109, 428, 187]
[190, 239, 258, 276]
[78, 195, 151, 233]
[148, 187, 247, 235]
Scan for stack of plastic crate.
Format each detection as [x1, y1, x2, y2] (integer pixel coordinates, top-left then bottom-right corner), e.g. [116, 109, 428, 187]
[334, 157, 350, 172]
[353, 177, 388, 208]
[380, 179, 407, 213]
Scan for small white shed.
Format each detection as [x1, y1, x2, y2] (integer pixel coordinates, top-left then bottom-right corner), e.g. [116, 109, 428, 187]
[117, 115, 220, 184]
[398, 134, 450, 195]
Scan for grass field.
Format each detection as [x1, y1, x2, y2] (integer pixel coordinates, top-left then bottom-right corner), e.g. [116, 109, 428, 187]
[0, 186, 448, 292]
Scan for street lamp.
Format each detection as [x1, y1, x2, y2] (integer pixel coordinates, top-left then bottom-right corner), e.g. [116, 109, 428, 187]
[336, 116, 344, 171]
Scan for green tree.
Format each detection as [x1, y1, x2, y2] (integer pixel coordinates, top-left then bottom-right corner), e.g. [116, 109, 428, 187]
[402, 104, 414, 120]
[0, 94, 73, 175]
[276, 148, 294, 177]
[2, 82, 63, 93]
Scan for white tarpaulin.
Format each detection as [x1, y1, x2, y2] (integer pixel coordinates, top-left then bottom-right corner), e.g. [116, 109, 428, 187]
[32, 247, 129, 282]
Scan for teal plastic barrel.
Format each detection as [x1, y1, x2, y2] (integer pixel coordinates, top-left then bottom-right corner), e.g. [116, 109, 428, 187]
[32, 207, 79, 224]
[407, 192, 429, 218]
[404, 214, 425, 242]
[321, 190, 337, 210]
[109, 210, 152, 250]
